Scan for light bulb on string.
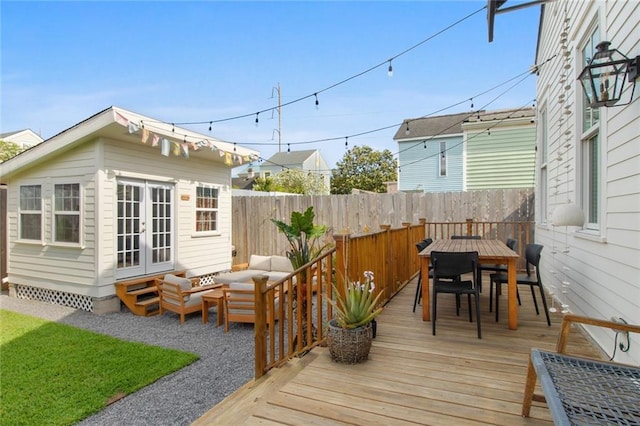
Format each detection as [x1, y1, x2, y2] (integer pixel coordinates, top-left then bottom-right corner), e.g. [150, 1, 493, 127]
[405, 122, 410, 136]
[209, 121, 212, 132]
[470, 98, 474, 109]
[387, 60, 393, 77]
[287, 143, 290, 153]
[141, 120, 145, 129]
[423, 140, 427, 149]
[171, 123, 175, 133]
[314, 93, 319, 109]
[233, 142, 237, 152]
[345, 137, 349, 148]
[255, 113, 259, 127]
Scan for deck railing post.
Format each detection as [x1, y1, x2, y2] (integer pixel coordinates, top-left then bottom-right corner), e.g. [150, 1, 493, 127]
[466, 218, 473, 236]
[333, 234, 350, 302]
[253, 274, 268, 379]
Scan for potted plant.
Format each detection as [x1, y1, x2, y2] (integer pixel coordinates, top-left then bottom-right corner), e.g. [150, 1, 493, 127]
[327, 271, 383, 364]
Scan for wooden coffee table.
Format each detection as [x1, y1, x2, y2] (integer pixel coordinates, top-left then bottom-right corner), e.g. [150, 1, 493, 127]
[202, 288, 225, 326]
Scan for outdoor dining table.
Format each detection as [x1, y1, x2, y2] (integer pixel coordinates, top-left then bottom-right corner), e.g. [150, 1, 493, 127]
[419, 239, 521, 330]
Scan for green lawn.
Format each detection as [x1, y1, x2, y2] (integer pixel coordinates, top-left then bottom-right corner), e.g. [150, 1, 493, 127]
[0, 309, 199, 425]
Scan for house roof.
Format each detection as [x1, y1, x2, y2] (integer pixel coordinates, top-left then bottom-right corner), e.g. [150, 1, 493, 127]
[263, 149, 320, 167]
[232, 176, 257, 190]
[0, 106, 260, 181]
[394, 107, 535, 141]
[393, 112, 474, 140]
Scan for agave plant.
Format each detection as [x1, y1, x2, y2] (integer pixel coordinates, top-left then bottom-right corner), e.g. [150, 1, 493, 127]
[331, 271, 383, 329]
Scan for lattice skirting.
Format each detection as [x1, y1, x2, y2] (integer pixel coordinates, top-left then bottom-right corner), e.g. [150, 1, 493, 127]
[197, 273, 217, 286]
[13, 284, 93, 312]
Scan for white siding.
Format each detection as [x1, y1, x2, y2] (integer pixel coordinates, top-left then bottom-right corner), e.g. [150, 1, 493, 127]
[536, 0, 640, 365]
[6, 140, 100, 296]
[102, 138, 233, 281]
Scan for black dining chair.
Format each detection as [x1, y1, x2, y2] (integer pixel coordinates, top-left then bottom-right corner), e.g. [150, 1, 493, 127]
[483, 238, 518, 309]
[431, 251, 482, 339]
[413, 238, 433, 312]
[490, 243, 551, 326]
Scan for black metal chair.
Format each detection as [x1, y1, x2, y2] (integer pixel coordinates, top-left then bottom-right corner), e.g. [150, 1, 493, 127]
[412, 238, 433, 312]
[431, 251, 482, 339]
[490, 243, 551, 326]
[483, 238, 518, 310]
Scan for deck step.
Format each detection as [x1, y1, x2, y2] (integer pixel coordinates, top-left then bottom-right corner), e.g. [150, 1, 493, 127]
[135, 296, 159, 307]
[128, 286, 159, 297]
[115, 271, 185, 317]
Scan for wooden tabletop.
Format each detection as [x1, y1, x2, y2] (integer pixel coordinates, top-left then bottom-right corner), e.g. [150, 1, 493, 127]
[419, 239, 519, 261]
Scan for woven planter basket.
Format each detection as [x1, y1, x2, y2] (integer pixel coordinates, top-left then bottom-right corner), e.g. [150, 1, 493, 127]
[327, 319, 373, 364]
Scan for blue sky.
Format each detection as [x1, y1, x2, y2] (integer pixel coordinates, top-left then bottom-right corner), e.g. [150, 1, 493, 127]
[1, 1, 541, 170]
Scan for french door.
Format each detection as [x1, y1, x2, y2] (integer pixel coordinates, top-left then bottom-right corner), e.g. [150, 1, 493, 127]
[115, 179, 174, 279]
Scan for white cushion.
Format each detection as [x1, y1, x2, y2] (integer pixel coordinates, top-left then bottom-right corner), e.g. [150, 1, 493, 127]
[270, 256, 294, 273]
[249, 255, 272, 271]
[163, 274, 192, 292]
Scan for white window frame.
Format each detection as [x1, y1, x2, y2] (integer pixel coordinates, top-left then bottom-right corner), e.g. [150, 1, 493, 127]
[579, 25, 601, 232]
[539, 107, 548, 224]
[195, 184, 220, 235]
[52, 182, 82, 246]
[18, 184, 43, 243]
[439, 141, 447, 177]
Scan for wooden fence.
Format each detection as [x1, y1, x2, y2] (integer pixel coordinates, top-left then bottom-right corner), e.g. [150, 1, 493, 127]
[231, 188, 534, 265]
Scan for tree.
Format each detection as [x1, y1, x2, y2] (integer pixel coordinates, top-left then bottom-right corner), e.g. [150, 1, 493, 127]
[252, 176, 279, 192]
[252, 169, 327, 195]
[0, 140, 25, 162]
[330, 145, 397, 194]
[272, 168, 327, 195]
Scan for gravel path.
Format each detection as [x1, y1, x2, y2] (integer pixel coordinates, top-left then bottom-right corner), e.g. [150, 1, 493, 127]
[1, 294, 255, 425]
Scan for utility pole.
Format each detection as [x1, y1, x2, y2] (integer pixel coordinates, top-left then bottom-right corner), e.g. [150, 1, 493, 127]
[272, 83, 282, 152]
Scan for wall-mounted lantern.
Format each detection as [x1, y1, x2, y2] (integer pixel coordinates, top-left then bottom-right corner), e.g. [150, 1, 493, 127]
[578, 41, 639, 107]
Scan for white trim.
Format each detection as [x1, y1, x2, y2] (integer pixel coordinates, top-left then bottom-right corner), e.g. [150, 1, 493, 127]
[52, 182, 83, 247]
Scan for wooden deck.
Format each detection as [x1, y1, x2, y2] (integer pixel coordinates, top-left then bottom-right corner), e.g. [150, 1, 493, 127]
[194, 275, 604, 425]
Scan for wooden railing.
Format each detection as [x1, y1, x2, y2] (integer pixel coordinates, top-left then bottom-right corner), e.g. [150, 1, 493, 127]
[251, 219, 533, 378]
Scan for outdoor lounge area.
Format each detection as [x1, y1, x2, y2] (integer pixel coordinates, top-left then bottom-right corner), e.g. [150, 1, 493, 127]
[195, 274, 606, 424]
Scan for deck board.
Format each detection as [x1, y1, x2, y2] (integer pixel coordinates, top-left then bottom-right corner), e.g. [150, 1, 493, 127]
[195, 273, 605, 425]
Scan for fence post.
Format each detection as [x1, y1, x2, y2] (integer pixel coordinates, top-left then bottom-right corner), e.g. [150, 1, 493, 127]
[333, 234, 349, 301]
[253, 274, 268, 379]
[466, 218, 473, 236]
[379, 225, 392, 299]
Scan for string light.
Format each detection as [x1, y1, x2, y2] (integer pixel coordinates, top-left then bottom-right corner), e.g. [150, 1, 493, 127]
[209, 121, 212, 132]
[151, 6, 487, 131]
[171, 123, 175, 133]
[255, 113, 259, 127]
[314, 93, 319, 109]
[345, 137, 348, 148]
[405, 122, 410, 135]
[387, 60, 393, 77]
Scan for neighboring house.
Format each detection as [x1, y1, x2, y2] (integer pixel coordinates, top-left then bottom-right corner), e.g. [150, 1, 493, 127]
[0, 129, 44, 149]
[394, 108, 536, 192]
[0, 106, 259, 313]
[260, 149, 331, 194]
[533, 0, 639, 365]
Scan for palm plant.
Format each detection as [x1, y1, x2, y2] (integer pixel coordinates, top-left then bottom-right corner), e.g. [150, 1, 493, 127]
[272, 206, 331, 348]
[271, 206, 330, 269]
